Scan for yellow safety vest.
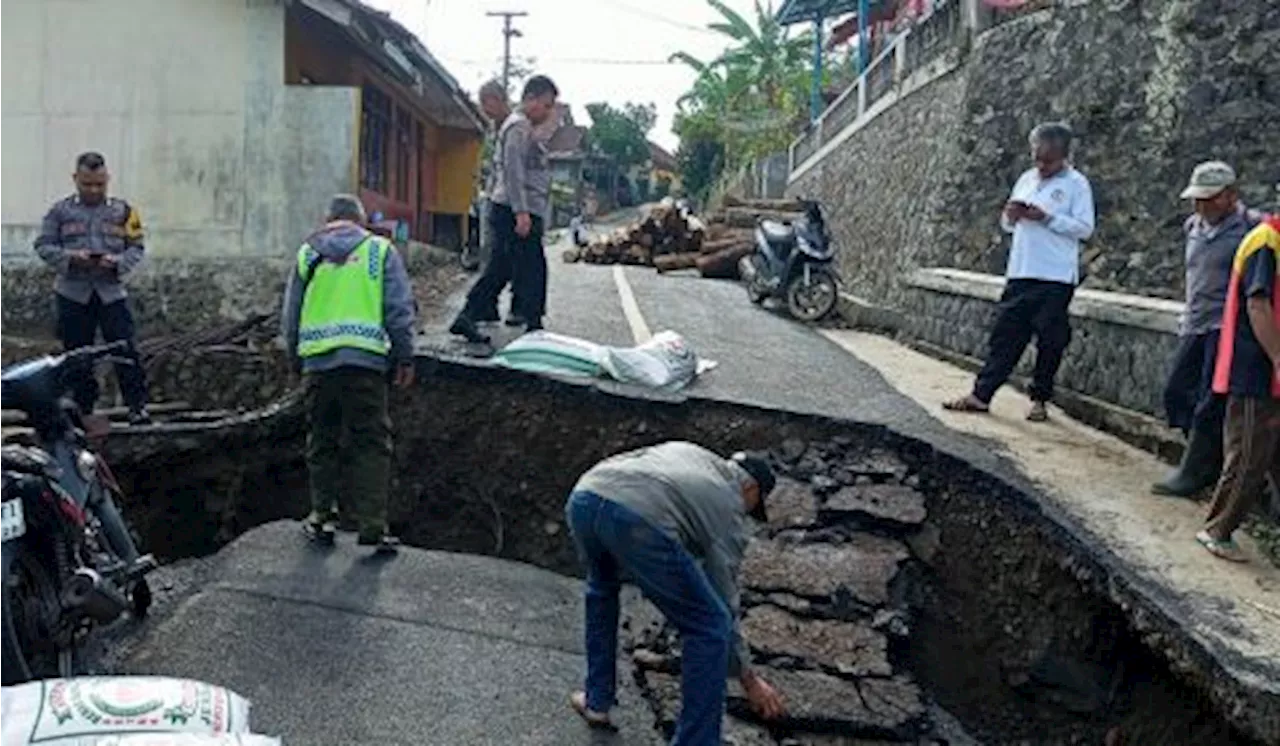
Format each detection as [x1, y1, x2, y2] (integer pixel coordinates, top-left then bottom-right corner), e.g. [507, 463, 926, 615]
[296, 236, 390, 358]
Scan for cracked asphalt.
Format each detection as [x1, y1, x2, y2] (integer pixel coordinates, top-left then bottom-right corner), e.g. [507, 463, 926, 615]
[113, 212, 1278, 744]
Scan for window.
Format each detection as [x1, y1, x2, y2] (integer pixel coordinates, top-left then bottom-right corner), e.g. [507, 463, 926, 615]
[395, 109, 412, 203]
[360, 84, 392, 193]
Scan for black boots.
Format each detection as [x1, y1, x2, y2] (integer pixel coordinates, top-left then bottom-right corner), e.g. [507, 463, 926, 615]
[1152, 425, 1223, 497]
[449, 314, 491, 344]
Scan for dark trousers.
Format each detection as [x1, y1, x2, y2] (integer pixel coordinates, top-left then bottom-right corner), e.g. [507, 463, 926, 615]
[305, 367, 393, 541]
[55, 293, 148, 412]
[565, 491, 731, 746]
[1203, 396, 1280, 540]
[1162, 330, 1226, 435]
[973, 279, 1075, 404]
[461, 203, 545, 322]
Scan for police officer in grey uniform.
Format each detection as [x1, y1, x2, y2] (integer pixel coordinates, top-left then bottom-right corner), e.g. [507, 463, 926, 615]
[34, 152, 150, 424]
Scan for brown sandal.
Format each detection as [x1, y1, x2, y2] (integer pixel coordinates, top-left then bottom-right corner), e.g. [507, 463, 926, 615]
[570, 691, 617, 731]
[942, 396, 990, 413]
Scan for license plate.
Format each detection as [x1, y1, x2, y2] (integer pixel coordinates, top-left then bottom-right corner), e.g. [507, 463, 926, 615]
[1, 499, 26, 542]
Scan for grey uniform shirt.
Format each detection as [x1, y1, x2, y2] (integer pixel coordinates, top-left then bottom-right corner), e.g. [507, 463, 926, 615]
[574, 441, 753, 677]
[489, 112, 550, 222]
[34, 196, 145, 305]
[1182, 205, 1265, 336]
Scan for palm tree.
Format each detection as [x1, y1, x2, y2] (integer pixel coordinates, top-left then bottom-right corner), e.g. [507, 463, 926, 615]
[670, 0, 816, 164]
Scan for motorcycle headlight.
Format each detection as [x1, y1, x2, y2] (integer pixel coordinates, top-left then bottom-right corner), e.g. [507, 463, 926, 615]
[75, 450, 98, 482]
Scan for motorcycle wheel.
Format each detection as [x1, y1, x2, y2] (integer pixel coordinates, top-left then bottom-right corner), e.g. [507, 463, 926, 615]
[786, 268, 839, 322]
[1, 541, 74, 684]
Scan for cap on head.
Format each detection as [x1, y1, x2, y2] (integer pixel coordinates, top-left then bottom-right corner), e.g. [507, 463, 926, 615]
[732, 452, 776, 522]
[1180, 161, 1236, 200]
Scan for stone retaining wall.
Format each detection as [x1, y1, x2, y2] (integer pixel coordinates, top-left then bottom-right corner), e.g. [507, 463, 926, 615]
[788, 0, 1279, 315]
[897, 267, 1199, 462]
[903, 268, 1181, 418]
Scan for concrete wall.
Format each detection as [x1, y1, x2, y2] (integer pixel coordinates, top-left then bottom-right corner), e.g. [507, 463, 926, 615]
[788, 0, 1279, 424]
[790, 0, 1280, 309]
[1, 0, 360, 338]
[0, 0, 357, 261]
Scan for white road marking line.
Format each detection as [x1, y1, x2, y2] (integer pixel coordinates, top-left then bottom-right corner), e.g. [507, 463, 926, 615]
[612, 265, 652, 344]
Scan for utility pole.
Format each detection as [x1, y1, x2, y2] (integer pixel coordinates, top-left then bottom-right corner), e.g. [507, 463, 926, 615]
[486, 10, 528, 95]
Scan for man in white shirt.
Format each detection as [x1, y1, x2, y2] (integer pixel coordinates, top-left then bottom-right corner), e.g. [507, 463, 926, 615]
[944, 122, 1096, 422]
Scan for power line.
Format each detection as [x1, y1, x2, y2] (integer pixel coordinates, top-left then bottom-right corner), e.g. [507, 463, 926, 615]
[450, 57, 682, 67]
[594, 0, 719, 35]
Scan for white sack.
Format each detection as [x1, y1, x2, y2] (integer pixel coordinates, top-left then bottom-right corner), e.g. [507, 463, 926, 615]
[601, 331, 710, 391]
[1, 677, 252, 745]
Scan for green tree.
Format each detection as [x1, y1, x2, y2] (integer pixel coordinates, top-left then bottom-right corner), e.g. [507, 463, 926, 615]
[585, 101, 657, 169]
[670, 0, 818, 176]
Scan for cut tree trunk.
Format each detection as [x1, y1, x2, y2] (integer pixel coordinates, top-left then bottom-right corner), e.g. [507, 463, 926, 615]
[696, 245, 754, 279]
[653, 253, 700, 273]
[699, 237, 755, 255]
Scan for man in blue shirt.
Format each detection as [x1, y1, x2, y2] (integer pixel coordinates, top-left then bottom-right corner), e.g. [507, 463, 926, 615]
[1153, 162, 1266, 497]
[945, 123, 1096, 422]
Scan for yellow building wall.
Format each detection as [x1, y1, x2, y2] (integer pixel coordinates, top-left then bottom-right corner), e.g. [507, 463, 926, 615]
[433, 128, 481, 217]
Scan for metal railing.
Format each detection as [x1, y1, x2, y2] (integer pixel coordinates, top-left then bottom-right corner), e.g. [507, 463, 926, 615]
[787, 0, 970, 175]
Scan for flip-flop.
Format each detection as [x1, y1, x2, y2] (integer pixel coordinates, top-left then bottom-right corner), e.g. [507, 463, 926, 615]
[1196, 531, 1248, 562]
[570, 691, 617, 731]
[942, 396, 990, 414]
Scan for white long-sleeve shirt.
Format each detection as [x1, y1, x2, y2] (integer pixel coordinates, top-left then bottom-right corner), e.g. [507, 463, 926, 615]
[1000, 166, 1096, 284]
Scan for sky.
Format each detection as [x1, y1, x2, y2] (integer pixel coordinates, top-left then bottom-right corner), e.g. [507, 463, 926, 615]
[364, 0, 771, 153]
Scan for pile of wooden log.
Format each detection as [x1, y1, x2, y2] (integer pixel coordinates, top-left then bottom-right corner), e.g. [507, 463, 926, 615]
[562, 196, 809, 281]
[562, 201, 704, 267]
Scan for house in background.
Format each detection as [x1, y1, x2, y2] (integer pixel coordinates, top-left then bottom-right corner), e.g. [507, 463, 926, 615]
[646, 141, 681, 199]
[1, 0, 484, 260]
[543, 104, 618, 227]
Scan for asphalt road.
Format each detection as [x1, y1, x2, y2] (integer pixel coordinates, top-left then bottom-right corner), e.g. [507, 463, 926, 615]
[116, 215, 1277, 744]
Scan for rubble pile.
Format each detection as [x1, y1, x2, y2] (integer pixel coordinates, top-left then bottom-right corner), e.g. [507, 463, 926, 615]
[622, 436, 964, 745]
[563, 197, 809, 281]
[130, 313, 292, 412]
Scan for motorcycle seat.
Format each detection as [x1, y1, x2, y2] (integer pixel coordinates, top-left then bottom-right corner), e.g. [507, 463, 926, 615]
[760, 220, 796, 245]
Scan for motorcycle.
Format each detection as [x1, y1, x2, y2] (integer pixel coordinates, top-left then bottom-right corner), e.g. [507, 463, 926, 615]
[1, 341, 157, 684]
[738, 198, 841, 322]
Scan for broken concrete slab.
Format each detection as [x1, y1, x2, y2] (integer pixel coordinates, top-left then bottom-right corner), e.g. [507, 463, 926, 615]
[729, 668, 925, 739]
[821, 484, 927, 532]
[742, 536, 910, 607]
[767, 478, 820, 532]
[843, 450, 909, 484]
[742, 606, 892, 677]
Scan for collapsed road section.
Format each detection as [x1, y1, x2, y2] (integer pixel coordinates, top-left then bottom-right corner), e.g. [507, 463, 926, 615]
[100, 359, 1275, 745]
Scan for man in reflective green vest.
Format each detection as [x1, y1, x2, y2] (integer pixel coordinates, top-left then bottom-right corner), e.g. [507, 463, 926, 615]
[281, 194, 417, 555]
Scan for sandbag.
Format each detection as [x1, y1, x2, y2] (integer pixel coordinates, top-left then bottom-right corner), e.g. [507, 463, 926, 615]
[601, 331, 705, 391]
[1, 677, 253, 745]
[492, 331, 606, 378]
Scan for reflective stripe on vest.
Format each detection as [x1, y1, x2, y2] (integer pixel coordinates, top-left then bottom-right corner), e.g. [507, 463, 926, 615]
[296, 236, 390, 359]
[1212, 217, 1280, 397]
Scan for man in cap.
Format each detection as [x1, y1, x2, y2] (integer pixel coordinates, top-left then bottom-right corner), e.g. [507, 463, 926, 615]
[1153, 162, 1267, 496]
[944, 122, 1096, 422]
[564, 441, 785, 744]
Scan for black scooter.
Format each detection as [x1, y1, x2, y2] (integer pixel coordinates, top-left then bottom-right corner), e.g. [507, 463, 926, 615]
[738, 198, 841, 321]
[1, 341, 156, 683]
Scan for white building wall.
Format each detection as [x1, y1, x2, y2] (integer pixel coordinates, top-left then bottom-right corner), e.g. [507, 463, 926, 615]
[1, 0, 357, 260]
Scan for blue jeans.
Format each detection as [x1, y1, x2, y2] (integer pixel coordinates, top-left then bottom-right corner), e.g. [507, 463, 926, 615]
[565, 491, 732, 746]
